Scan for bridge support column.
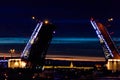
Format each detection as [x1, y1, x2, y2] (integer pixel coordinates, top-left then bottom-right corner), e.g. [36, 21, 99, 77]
[106, 59, 120, 72]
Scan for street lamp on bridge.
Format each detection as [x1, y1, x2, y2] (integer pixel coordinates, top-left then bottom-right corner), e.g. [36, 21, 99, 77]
[9, 49, 15, 58]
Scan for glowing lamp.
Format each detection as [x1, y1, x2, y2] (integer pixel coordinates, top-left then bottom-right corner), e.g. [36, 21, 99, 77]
[44, 20, 49, 24]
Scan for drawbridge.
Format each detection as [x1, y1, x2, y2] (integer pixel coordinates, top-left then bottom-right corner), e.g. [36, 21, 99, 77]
[19, 20, 56, 69]
[90, 18, 120, 59]
[21, 20, 55, 68]
[90, 18, 120, 72]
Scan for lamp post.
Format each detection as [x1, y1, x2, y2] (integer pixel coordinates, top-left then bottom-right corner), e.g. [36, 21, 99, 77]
[9, 49, 15, 58]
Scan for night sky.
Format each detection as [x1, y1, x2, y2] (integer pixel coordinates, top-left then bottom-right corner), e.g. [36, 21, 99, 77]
[0, 0, 120, 57]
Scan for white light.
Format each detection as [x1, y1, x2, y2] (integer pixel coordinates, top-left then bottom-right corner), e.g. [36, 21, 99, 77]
[21, 22, 43, 58]
[90, 21, 97, 30]
[32, 16, 35, 20]
[108, 18, 113, 22]
[90, 20, 114, 58]
[21, 61, 26, 68]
